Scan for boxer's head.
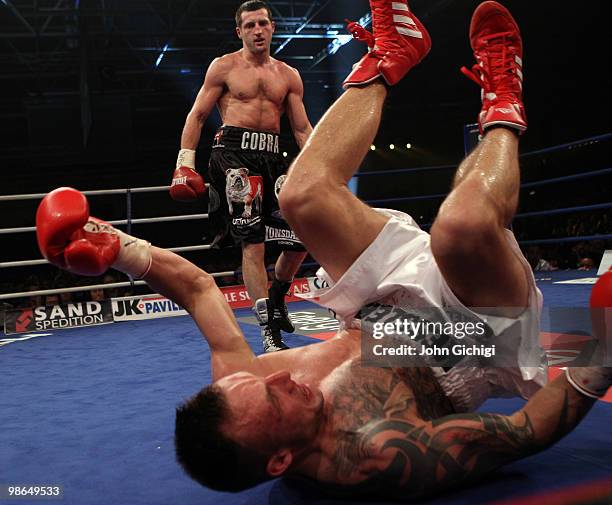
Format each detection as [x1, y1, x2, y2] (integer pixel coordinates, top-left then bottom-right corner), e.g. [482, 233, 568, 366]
[175, 371, 324, 491]
[235, 1, 275, 54]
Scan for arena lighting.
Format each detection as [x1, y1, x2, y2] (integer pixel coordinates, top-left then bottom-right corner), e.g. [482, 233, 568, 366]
[282, 152, 288, 157]
[370, 145, 376, 151]
[406, 143, 412, 149]
[155, 43, 170, 67]
[311, 12, 372, 67]
[389, 144, 395, 150]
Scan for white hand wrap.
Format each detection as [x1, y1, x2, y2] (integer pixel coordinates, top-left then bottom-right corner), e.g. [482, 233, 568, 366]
[112, 229, 152, 279]
[176, 149, 196, 169]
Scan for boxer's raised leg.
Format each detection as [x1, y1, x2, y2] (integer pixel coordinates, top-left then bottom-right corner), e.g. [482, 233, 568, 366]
[280, 0, 430, 282]
[430, 2, 529, 310]
[280, 83, 390, 282]
[431, 128, 528, 309]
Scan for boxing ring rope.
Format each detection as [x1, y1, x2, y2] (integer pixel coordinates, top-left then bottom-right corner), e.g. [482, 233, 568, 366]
[0, 184, 218, 301]
[519, 132, 612, 158]
[0, 185, 181, 202]
[352, 133, 612, 178]
[0, 214, 209, 236]
[1, 133, 610, 302]
[0, 272, 238, 303]
[519, 235, 612, 246]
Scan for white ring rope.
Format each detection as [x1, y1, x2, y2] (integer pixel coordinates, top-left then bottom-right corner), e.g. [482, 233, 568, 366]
[0, 244, 213, 270]
[0, 213, 209, 235]
[0, 186, 168, 202]
[0, 184, 208, 202]
[0, 271, 237, 301]
[0, 185, 220, 302]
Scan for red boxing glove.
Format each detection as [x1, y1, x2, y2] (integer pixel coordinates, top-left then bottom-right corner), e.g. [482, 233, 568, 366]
[345, 19, 375, 49]
[36, 187, 120, 276]
[170, 166, 206, 202]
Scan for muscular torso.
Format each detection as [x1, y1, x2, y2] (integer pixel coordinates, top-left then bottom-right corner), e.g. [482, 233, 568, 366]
[218, 52, 290, 132]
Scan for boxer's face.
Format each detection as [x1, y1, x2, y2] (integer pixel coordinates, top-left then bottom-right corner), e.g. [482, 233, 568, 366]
[237, 9, 275, 54]
[216, 370, 324, 464]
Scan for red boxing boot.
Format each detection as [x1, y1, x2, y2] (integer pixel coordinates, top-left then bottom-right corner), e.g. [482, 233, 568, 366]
[461, 1, 527, 133]
[344, 0, 431, 89]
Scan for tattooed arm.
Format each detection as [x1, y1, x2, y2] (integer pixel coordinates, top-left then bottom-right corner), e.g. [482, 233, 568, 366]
[326, 374, 597, 501]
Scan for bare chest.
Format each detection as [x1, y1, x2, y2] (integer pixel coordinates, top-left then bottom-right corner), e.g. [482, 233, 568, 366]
[316, 361, 455, 487]
[225, 66, 288, 105]
[325, 360, 455, 427]
[324, 361, 420, 431]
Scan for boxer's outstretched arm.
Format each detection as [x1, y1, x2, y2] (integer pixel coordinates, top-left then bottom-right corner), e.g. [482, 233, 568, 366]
[330, 374, 596, 500]
[35, 187, 255, 379]
[144, 247, 256, 379]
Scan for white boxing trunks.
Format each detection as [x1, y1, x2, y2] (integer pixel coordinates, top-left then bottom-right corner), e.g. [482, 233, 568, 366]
[298, 208, 547, 412]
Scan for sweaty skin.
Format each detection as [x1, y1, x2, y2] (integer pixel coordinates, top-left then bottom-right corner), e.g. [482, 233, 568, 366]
[217, 52, 300, 132]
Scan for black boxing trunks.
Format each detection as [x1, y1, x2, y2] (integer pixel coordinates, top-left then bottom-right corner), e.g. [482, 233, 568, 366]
[207, 125, 304, 251]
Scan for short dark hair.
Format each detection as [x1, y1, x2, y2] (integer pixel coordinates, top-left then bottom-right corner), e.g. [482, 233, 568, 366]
[174, 384, 272, 492]
[235, 1, 273, 27]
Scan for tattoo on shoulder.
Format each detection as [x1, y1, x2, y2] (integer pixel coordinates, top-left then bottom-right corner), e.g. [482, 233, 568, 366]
[327, 362, 456, 481]
[331, 409, 536, 500]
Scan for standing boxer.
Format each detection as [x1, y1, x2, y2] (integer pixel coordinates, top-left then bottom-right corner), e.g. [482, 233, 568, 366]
[170, 1, 313, 352]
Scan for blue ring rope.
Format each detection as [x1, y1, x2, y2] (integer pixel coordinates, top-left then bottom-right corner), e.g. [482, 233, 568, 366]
[363, 168, 612, 204]
[514, 202, 612, 219]
[355, 132, 612, 177]
[519, 132, 612, 158]
[356, 164, 456, 177]
[365, 193, 448, 205]
[519, 234, 612, 245]
[521, 168, 612, 189]
[416, 202, 612, 230]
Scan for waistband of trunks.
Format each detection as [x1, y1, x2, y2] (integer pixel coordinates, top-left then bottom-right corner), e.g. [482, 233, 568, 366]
[212, 125, 281, 154]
